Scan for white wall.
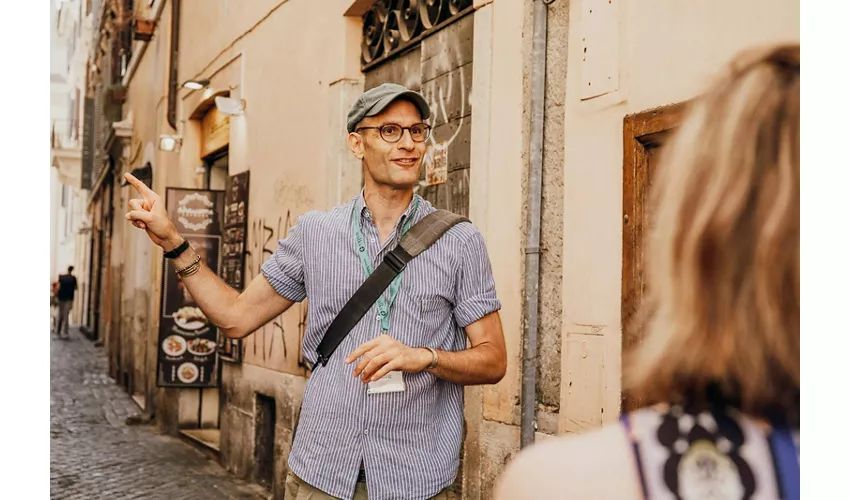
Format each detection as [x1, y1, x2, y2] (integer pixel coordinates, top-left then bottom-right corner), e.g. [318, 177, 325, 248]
[558, 0, 800, 433]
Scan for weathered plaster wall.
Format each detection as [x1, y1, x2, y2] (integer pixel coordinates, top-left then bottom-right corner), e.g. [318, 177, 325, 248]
[172, 2, 362, 497]
[463, 0, 528, 497]
[558, 0, 800, 434]
[516, 0, 570, 436]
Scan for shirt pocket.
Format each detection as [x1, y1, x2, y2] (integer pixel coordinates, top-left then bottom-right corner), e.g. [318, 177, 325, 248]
[418, 297, 452, 333]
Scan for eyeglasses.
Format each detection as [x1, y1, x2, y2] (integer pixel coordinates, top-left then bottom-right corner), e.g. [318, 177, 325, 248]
[355, 123, 431, 143]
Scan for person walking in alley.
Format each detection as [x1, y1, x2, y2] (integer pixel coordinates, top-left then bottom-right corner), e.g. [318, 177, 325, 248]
[495, 44, 800, 499]
[124, 83, 507, 500]
[53, 266, 78, 339]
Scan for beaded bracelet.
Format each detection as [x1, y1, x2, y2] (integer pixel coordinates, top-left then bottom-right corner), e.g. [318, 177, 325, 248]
[180, 260, 202, 278]
[175, 254, 202, 276]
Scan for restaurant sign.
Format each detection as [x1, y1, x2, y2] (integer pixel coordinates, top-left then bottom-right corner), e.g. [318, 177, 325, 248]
[156, 188, 225, 388]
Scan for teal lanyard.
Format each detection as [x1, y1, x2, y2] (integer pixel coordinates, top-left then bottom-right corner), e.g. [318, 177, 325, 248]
[352, 197, 420, 332]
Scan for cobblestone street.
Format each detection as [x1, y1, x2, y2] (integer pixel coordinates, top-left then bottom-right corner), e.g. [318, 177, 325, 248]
[50, 329, 268, 499]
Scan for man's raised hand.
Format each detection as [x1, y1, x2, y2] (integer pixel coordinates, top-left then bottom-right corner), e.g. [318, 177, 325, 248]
[124, 173, 181, 250]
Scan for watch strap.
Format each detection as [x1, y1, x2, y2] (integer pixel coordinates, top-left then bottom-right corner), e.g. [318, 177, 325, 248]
[163, 239, 190, 259]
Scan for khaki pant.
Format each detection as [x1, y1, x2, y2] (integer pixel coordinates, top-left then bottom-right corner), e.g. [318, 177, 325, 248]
[284, 471, 448, 500]
[55, 300, 73, 337]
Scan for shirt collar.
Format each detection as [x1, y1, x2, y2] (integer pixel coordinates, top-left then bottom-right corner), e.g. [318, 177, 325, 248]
[355, 189, 420, 228]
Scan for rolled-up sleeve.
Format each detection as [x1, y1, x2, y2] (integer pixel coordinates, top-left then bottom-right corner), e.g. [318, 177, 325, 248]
[453, 230, 501, 327]
[261, 217, 307, 302]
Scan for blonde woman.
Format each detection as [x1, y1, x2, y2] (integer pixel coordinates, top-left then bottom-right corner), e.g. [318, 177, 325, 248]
[496, 44, 800, 499]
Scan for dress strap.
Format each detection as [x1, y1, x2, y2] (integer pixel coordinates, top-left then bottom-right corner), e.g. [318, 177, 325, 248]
[620, 413, 649, 500]
[768, 426, 800, 500]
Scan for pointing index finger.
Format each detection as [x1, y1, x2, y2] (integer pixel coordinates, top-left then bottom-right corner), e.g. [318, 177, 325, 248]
[124, 173, 156, 199]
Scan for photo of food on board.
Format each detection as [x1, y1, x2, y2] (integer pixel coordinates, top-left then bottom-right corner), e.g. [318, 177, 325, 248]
[173, 306, 208, 331]
[176, 363, 199, 384]
[162, 335, 187, 357]
[187, 338, 216, 356]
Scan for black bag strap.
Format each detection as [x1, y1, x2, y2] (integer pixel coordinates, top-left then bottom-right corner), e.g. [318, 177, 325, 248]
[315, 209, 469, 367]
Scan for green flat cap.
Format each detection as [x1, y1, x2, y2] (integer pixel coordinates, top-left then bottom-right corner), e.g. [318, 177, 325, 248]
[346, 83, 431, 133]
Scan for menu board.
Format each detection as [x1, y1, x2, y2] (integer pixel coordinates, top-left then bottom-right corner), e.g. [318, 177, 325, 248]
[219, 171, 249, 362]
[156, 188, 225, 388]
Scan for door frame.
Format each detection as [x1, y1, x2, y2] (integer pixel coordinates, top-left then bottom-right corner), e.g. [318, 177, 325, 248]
[621, 102, 688, 412]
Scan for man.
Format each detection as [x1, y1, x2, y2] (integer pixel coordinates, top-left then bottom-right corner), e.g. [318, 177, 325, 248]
[54, 266, 78, 339]
[124, 83, 507, 500]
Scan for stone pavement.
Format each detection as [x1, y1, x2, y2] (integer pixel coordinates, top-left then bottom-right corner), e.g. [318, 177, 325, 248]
[50, 328, 269, 500]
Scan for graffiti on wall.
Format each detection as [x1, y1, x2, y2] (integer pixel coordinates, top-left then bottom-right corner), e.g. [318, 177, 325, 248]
[243, 211, 310, 374]
[420, 46, 468, 187]
[416, 13, 474, 215]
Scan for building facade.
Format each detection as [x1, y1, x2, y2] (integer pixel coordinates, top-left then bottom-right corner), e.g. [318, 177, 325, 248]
[75, 0, 799, 498]
[51, 0, 92, 328]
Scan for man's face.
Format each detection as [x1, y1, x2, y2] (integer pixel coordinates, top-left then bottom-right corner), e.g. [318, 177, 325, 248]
[348, 99, 428, 190]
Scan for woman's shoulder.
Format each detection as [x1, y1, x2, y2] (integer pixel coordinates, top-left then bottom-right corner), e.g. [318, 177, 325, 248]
[494, 420, 643, 500]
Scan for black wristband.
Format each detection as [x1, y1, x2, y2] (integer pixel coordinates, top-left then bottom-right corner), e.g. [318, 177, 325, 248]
[163, 239, 190, 259]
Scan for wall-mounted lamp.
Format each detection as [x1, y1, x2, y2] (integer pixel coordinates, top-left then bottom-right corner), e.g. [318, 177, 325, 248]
[159, 134, 183, 152]
[182, 78, 210, 90]
[214, 96, 246, 116]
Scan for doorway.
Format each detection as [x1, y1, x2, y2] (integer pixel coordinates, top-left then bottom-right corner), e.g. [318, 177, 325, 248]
[179, 146, 229, 453]
[621, 103, 687, 412]
[254, 393, 276, 489]
[203, 147, 228, 432]
[205, 149, 228, 191]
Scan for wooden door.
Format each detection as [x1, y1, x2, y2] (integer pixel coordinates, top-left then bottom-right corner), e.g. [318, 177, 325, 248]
[621, 103, 687, 412]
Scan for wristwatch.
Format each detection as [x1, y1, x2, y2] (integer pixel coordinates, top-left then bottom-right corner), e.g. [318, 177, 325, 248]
[163, 238, 190, 259]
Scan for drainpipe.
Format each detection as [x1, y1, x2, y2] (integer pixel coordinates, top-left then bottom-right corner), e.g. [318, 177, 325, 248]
[167, 0, 180, 129]
[521, 0, 552, 449]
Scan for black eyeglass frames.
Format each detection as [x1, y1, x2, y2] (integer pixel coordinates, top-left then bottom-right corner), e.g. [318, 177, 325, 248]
[355, 123, 431, 143]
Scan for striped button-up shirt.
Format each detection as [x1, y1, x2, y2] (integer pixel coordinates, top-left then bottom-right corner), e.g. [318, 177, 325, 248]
[261, 192, 501, 500]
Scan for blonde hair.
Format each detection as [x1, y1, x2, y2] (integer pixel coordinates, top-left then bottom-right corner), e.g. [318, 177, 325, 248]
[626, 44, 800, 423]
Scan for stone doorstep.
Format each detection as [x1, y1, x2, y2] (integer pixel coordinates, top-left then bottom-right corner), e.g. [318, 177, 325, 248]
[179, 428, 222, 457]
[131, 392, 146, 411]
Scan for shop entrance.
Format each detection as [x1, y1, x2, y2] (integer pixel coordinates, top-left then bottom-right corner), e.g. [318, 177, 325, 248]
[178, 139, 230, 453]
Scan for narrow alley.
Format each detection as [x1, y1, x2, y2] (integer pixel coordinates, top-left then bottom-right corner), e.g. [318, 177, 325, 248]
[49, 330, 267, 499]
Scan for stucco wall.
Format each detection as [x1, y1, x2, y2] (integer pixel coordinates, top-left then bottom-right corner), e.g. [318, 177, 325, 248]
[171, 1, 362, 494]
[461, 1, 528, 497]
[177, 0, 361, 377]
[98, 1, 802, 498]
[518, 0, 570, 436]
[558, 0, 800, 434]
[121, 1, 176, 413]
